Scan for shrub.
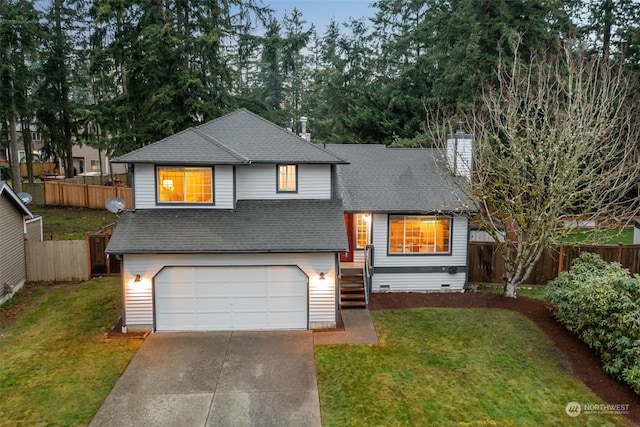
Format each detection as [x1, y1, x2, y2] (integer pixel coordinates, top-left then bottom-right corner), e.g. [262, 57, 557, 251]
[545, 252, 640, 394]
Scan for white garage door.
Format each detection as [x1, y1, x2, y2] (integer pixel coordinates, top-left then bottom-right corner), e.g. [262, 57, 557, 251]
[154, 266, 308, 331]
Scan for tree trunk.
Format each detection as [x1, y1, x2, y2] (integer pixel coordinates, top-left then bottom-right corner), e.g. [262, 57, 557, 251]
[503, 280, 518, 298]
[602, 0, 613, 60]
[21, 117, 34, 183]
[8, 116, 21, 192]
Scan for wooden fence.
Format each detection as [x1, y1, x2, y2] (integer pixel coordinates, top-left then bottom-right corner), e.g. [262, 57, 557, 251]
[20, 162, 57, 178]
[26, 240, 89, 281]
[44, 181, 132, 209]
[468, 242, 640, 285]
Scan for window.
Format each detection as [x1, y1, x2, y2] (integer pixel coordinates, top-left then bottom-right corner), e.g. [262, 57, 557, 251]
[278, 164, 297, 192]
[388, 215, 451, 254]
[356, 213, 371, 249]
[90, 160, 100, 171]
[157, 167, 213, 204]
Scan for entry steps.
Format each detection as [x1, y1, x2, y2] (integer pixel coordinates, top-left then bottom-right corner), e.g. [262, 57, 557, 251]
[340, 272, 366, 308]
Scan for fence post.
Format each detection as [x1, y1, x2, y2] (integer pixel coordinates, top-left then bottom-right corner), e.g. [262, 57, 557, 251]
[558, 244, 565, 275]
[618, 243, 623, 264]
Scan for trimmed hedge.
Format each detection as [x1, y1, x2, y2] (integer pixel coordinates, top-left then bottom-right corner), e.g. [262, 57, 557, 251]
[545, 252, 640, 394]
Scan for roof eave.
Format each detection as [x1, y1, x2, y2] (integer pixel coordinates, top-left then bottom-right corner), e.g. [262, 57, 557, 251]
[0, 182, 34, 218]
[105, 248, 346, 255]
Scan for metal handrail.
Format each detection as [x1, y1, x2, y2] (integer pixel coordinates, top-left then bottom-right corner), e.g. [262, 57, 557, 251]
[364, 244, 375, 306]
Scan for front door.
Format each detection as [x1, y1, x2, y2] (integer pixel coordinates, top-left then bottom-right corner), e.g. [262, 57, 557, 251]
[340, 214, 354, 262]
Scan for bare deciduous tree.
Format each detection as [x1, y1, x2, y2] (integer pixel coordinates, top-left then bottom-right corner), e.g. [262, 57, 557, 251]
[436, 43, 640, 297]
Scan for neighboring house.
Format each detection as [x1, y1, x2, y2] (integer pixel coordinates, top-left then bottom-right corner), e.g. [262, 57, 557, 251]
[1, 125, 126, 177]
[0, 181, 43, 305]
[106, 109, 472, 332]
[59, 143, 127, 177]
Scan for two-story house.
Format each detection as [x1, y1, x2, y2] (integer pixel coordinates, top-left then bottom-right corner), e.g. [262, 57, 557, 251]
[106, 109, 471, 332]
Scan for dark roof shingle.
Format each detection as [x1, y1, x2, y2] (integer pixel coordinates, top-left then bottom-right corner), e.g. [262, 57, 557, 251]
[105, 199, 347, 254]
[113, 109, 347, 165]
[325, 144, 471, 213]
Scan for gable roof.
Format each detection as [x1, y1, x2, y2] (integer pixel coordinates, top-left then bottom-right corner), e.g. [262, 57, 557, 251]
[0, 181, 34, 218]
[105, 199, 347, 254]
[114, 109, 347, 165]
[324, 144, 471, 213]
[111, 127, 250, 165]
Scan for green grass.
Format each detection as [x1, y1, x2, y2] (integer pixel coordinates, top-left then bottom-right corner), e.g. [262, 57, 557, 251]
[477, 284, 547, 300]
[316, 308, 629, 426]
[0, 277, 142, 426]
[29, 204, 117, 240]
[562, 227, 633, 245]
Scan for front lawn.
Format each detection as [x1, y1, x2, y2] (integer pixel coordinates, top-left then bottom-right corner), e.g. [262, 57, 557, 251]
[0, 277, 142, 426]
[316, 308, 629, 426]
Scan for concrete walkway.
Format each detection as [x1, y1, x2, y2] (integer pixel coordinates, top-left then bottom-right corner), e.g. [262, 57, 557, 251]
[313, 309, 379, 345]
[90, 331, 320, 427]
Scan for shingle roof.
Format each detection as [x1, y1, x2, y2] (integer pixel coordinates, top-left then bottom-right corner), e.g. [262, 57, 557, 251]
[112, 128, 249, 165]
[0, 181, 34, 218]
[324, 144, 471, 213]
[105, 199, 347, 254]
[113, 109, 347, 165]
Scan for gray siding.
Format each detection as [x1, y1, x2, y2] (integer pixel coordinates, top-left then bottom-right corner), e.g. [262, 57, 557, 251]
[0, 196, 26, 292]
[371, 214, 468, 291]
[236, 164, 332, 200]
[25, 217, 43, 241]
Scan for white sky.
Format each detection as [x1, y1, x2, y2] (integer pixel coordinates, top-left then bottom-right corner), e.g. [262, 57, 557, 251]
[264, 0, 375, 33]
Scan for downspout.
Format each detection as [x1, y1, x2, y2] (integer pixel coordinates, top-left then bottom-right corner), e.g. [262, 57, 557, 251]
[464, 216, 471, 291]
[119, 255, 127, 333]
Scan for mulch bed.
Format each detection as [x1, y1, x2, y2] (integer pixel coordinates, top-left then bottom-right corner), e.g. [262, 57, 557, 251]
[370, 292, 640, 426]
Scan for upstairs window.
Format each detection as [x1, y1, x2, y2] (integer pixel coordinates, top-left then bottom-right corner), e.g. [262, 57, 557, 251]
[277, 164, 297, 192]
[388, 215, 451, 254]
[157, 167, 213, 204]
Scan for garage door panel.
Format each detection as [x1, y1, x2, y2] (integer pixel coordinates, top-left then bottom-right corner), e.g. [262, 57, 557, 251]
[195, 297, 233, 311]
[155, 266, 307, 331]
[233, 297, 269, 311]
[157, 297, 196, 312]
[195, 283, 232, 298]
[268, 282, 304, 296]
[233, 283, 268, 297]
[269, 297, 305, 310]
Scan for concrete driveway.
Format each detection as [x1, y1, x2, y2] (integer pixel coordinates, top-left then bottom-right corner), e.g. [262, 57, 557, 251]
[90, 331, 321, 427]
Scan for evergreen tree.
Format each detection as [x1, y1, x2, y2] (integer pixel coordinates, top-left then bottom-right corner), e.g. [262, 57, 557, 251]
[37, 0, 87, 178]
[0, 0, 40, 188]
[89, 0, 268, 150]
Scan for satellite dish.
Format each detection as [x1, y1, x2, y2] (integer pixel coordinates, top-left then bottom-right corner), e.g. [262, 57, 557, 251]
[105, 197, 126, 216]
[17, 192, 32, 205]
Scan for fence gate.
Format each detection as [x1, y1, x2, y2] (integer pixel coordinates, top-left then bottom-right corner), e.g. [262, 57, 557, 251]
[87, 224, 120, 276]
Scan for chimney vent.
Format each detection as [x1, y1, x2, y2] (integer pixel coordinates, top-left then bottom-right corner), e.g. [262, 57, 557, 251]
[299, 116, 310, 141]
[446, 125, 473, 178]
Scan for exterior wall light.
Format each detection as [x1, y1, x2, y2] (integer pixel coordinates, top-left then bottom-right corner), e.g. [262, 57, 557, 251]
[134, 274, 141, 282]
[319, 272, 325, 280]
